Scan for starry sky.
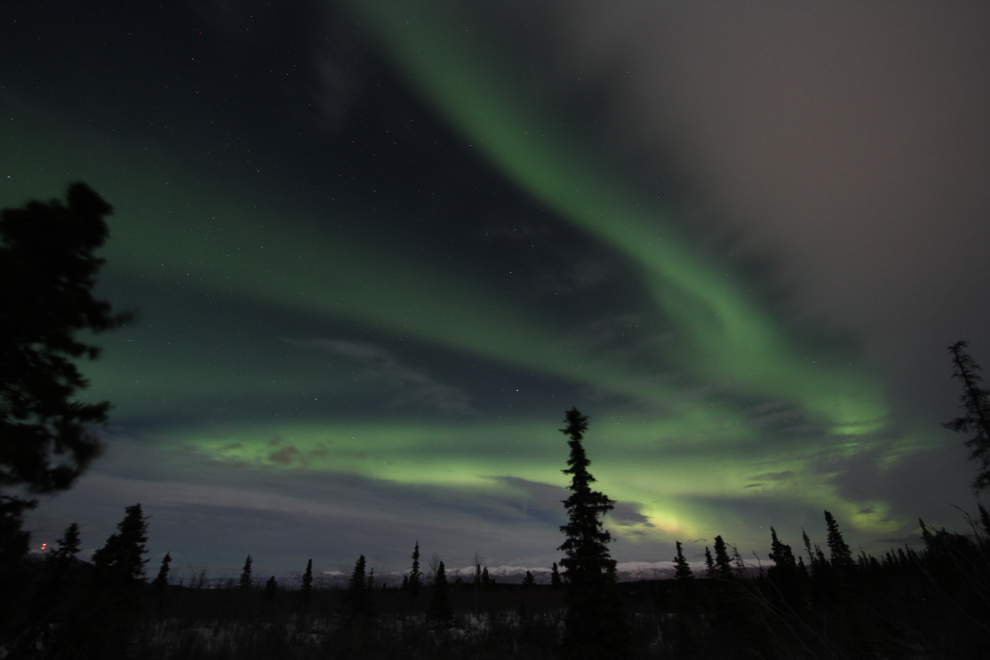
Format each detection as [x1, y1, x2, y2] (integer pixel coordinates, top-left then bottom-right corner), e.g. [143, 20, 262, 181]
[3, 0, 989, 579]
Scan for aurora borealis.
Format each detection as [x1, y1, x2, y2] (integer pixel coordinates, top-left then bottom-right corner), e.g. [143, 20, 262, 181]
[4, 1, 989, 577]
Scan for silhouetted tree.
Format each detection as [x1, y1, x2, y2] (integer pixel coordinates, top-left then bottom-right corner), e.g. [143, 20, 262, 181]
[672, 541, 696, 613]
[523, 570, 536, 587]
[768, 526, 802, 607]
[92, 503, 149, 585]
[557, 408, 630, 660]
[944, 340, 990, 492]
[704, 546, 716, 578]
[151, 552, 171, 591]
[53, 522, 82, 561]
[712, 535, 734, 579]
[481, 565, 490, 588]
[673, 541, 694, 581]
[551, 561, 562, 588]
[824, 510, 854, 570]
[0, 183, 131, 605]
[301, 558, 313, 608]
[408, 541, 422, 597]
[239, 555, 253, 590]
[768, 526, 796, 572]
[428, 560, 452, 626]
[344, 555, 373, 618]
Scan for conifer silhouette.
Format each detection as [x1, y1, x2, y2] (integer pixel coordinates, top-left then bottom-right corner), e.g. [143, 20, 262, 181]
[49, 522, 82, 572]
[768, 527, 796, 571]
[344, 555, 373, 618]
[557, 408, 630, 659]
[823, 510, 854, 569]
[92, 504, 149, 584]
[712, 535, 734, 579]
[301, 558, 313, 607]
[407, 541, 422, 597]
[944, 341, 990, 492]
[0, 183, 133, 497]
[551, 561, 562, 587]
[427, 561, 452, 626]
[151, 552, 171, 591]
[239, 555, 253, 590]
[673, 542, 693, 581]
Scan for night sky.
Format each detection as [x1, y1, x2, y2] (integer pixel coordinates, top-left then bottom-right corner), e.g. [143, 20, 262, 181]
[3, 1, 989, 579]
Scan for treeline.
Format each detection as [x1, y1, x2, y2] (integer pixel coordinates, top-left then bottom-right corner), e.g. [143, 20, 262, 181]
[656, 506, 990, 658]
[5, 500, 990, 659]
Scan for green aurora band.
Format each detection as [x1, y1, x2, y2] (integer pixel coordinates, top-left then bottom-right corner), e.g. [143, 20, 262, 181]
[0, 5, 936, 546]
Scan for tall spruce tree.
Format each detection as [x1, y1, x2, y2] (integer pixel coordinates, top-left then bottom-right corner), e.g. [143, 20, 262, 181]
[944, 341, 990, 492]
[408, 541, 422, 597]
[557, 408, 630, 660]
[551, 561, 562, 588]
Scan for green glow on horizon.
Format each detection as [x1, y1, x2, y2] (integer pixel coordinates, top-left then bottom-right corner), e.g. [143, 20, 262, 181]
[162, 414, 908, 537]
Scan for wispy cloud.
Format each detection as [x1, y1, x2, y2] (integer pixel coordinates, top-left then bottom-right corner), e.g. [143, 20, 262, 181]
[283, 338, 474, 414]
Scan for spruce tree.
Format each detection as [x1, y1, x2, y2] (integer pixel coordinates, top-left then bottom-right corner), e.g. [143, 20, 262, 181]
[427, 560, 452, 626]
[672, 541, 695, 613]
[823, 510, 854, 569]
[767, 527, 801, 606]
[673, 542, 693, 581]
[239, 555, 253, 590]
[54, 522, 82, 561]
[408, 541, 422, 597]
[704, 547, 716, 578]
[944, 341, 990, 492]
[557, 408, 630, 660]
[712, 535, 733, 579]
[344, 555, 372, 618]
[92, 504, 149, 584]
[301, 559, 313, 607]
[551, 561, 562, 588]
[523, 570, 536, 587]
[151, 552, 171, 591]
[0, 183, 132, 495]
[768, 527, 796, 571]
